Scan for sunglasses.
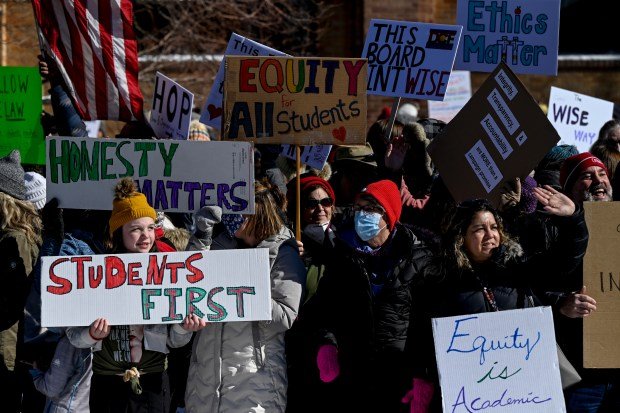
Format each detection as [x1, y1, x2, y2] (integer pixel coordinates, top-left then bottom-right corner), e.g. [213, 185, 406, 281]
[305, 197, 334, 208]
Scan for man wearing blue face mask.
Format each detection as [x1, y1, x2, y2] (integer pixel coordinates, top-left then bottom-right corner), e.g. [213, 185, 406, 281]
[310, 180, 441, 413]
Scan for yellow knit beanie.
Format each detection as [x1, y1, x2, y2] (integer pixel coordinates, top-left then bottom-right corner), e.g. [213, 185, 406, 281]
[109, 177, 157, 235]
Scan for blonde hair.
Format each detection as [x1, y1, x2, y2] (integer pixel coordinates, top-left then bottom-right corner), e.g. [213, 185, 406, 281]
[0, 192, 43, 245]
[243, 180, 287, 243]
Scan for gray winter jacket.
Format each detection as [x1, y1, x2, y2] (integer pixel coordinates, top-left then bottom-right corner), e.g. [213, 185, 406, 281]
[33, 335, 92, 413]
[184, 227, 306, 413]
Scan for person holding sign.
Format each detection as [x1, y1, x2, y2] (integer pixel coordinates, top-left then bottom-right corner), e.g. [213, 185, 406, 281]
[184, 181, 306, 413]
[66, 178, 201, 413]
[312, 180, 439, 413]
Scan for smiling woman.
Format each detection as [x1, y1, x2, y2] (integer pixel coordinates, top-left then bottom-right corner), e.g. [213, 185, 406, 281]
[437, 191, 587, 316]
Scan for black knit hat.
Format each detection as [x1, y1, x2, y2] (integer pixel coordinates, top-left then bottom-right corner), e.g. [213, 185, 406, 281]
[0, 150, 26, 200]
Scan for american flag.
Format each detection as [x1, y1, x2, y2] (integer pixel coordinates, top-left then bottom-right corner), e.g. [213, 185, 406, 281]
[32, 0, 144, 121]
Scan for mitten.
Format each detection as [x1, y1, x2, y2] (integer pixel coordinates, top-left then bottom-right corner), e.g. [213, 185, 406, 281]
[316, 344, 340, 383]
[401, 378, 434, 413]
[194, 206, 222, 246]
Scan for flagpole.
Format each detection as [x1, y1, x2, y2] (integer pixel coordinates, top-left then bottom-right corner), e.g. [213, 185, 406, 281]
[295, 145, 301, 241]
[384, 97, 401, 143]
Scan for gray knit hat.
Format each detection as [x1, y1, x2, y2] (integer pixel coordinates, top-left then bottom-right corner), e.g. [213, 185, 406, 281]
[24, 171, 46, 210]
[0, 150, 26, 200]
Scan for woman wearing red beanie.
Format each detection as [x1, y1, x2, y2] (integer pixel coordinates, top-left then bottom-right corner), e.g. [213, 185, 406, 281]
[308, 179, 440, 413]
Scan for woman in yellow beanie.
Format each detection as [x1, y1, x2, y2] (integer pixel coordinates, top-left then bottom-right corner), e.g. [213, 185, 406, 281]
[66, 177, 204, 413]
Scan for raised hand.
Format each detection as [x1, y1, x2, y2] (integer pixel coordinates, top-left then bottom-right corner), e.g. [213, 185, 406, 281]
[384, 134, 409, 172]
[532, 185, 575, 217]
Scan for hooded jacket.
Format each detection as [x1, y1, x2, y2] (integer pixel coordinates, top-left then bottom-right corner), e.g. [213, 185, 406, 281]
[184, 226, 306, 413]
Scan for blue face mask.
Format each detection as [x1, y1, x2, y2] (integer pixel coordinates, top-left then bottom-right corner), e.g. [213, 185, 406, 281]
[354, 210, 386, 241]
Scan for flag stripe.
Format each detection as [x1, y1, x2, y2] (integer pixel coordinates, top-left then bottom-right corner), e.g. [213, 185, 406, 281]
[121, 0, 143, 121]
[31, 0, 143, 122]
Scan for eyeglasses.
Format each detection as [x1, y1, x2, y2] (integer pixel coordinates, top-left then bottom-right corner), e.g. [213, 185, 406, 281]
[305, 197, 333, 209]
[352, 203, 385, 215]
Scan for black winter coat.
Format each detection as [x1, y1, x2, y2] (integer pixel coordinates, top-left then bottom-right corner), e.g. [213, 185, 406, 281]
[437, 207, 588, 317]
[314, 224, 439, 413]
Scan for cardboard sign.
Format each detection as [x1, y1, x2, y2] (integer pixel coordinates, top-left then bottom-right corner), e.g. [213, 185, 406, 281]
[427, 62, 559, 206]
[547, 87, 614, 154]
[0, 67, 44, 164]
[280, 144, 332, 170]
[149, 72, 194, 140]
[433, 307, 565, 412]
[362, 19, 463, 100]
[41, 249, 271, 326]
[455, 0, 561, 75]
[583, 202, 620, 368]
[46, 136, 254, 214]
[428, 70, 472, 122]
[200, 33, 287, 130]
[222, 56, 367, 145]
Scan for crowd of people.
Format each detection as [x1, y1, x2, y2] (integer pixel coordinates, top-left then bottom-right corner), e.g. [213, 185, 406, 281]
[1, 55, 620, 413]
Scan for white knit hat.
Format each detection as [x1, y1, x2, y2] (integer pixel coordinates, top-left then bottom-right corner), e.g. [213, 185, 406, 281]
[24, 171, 46, 210]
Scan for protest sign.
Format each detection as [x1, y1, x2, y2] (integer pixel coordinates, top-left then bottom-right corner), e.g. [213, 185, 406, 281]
[455, 0, 561, 75]
[149, 72, 194, 140]
[362, 19, 463, 100]
[583, 202, 620, 368]
[427, 62, 559, 206]
[223, 56, 367, 145]
[200, 33, 287, 130]
[0, 67, 44, 164]
[280, 144, 331, 170]
[428, 70, 472, 122]
[46, 136, 254, 214]
[547, 87, 614, 154]
[41, 248, 271, 326]
[433, 307, 565, 412]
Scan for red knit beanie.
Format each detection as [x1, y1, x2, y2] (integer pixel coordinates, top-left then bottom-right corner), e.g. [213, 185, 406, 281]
[560, 152, 608, 192]
[300, 176, 336, 203]
[360, 180, 402, 230]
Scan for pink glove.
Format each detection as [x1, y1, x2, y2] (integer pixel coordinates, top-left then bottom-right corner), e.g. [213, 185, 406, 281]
[316, 344, 340, 383]
[401, 378, 434, 413]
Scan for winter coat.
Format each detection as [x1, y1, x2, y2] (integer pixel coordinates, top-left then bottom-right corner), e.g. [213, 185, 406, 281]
[314, 224, 439, 412]
[25, 234, 94, 345]
[184, 226, 306, 413]
[0, 229, 39, 372]
[32, 335, 92, 413]
[436, 207, 588, 317]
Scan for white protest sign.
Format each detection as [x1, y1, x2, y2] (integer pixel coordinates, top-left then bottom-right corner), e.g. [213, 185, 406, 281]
[362, 19, 463, 100]
[280, 144, 332, 170]
[149, 72, 194, 140]
[433, 307, 565, 412]
[428, 70, 472, 122]
[547, 86, 614, 154]
[84, 120, 102, 138]
[455, 0, 561, 75]
[41, 249, 271, 326]
[200, 33, 287, 130]
[46, 136, 254, 214]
